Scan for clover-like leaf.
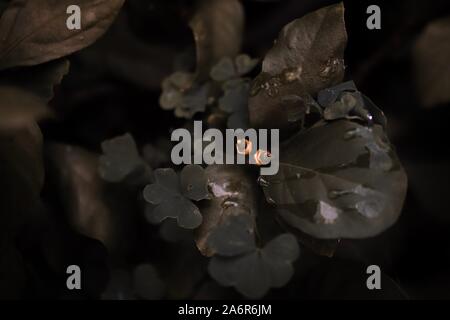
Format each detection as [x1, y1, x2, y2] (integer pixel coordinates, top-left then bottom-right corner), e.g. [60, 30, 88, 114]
[210, 55, 258, 82]
[159, 71, 210, 119]
[235, 54, 259, 76]
[260, 119, 407, 239]
[210, 57, 236, 82]
[248, 2, 347, 130]
[99, 133, 151, 185]
[143, 165, 209, 229]
[208, 233, 300, 298]
[219, 79, 250, 129]
[0, 0, 125, 70]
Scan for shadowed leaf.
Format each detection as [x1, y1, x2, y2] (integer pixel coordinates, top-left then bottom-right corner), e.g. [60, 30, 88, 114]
[143, 165, 209, 229]
[195, 165, 257, 257]
[0, 123, 44, 235]
[208, 233, 299, 298]
[0, 59, 69, 102]
[0, 0, 125, 70]
[413, 16, 450, 107]
[99, 133, 151, 185]
[46, 144, 137, 255]
[189, 0, 244, 80]
[249, 2, 347, 130]
[0, 86, 50, 130]
[261, 120, 407, 239]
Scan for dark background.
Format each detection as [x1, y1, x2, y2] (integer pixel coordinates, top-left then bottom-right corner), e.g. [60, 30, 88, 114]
[2, 0, 450, 299]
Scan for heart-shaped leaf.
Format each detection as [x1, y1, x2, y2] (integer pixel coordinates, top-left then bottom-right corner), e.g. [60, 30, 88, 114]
[143, 165, 209, 229]
[260, 119, 407, 239]
[208, 233, 299, 298]
[249, 2, 347, 130]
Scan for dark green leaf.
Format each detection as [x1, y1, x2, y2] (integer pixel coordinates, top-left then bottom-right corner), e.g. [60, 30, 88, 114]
[159, 71, 209, 119]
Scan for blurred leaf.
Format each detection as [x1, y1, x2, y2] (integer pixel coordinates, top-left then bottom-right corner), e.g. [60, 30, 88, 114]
[413, 16, 450, 107]
[142, 139, 171, 169]
[79, 14, 177, 90]
[102, 265, 165, 300]
[189, 0, 244, 80]
[159, 71, 210, 119]
[0, 0, 125, 70]
[0, 122, 44, 236]
[133, 264, 165, 300]
[261, 120, 407, 239]
[195, 165, 257, 257]
[235, 54, 259, 76]
[0, 244, 26, 299]
[165, 244, 208, 300]
[208, 214, 256, 257]
[248, 2, 347, 130]
[143, 165, 209, 229]
[102, 269, 134, 300]
[210, 57, 236, 82]
[99, 133, 151, 185]
[208, 233, 299, 298]
[210, 54, 258, 82]
[159, 218, 193, 243]
[46, 144, 137, 255]
[0, 86, 50, 130]
[0, 59, 69, 102]
[0, 1, 8, 16]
